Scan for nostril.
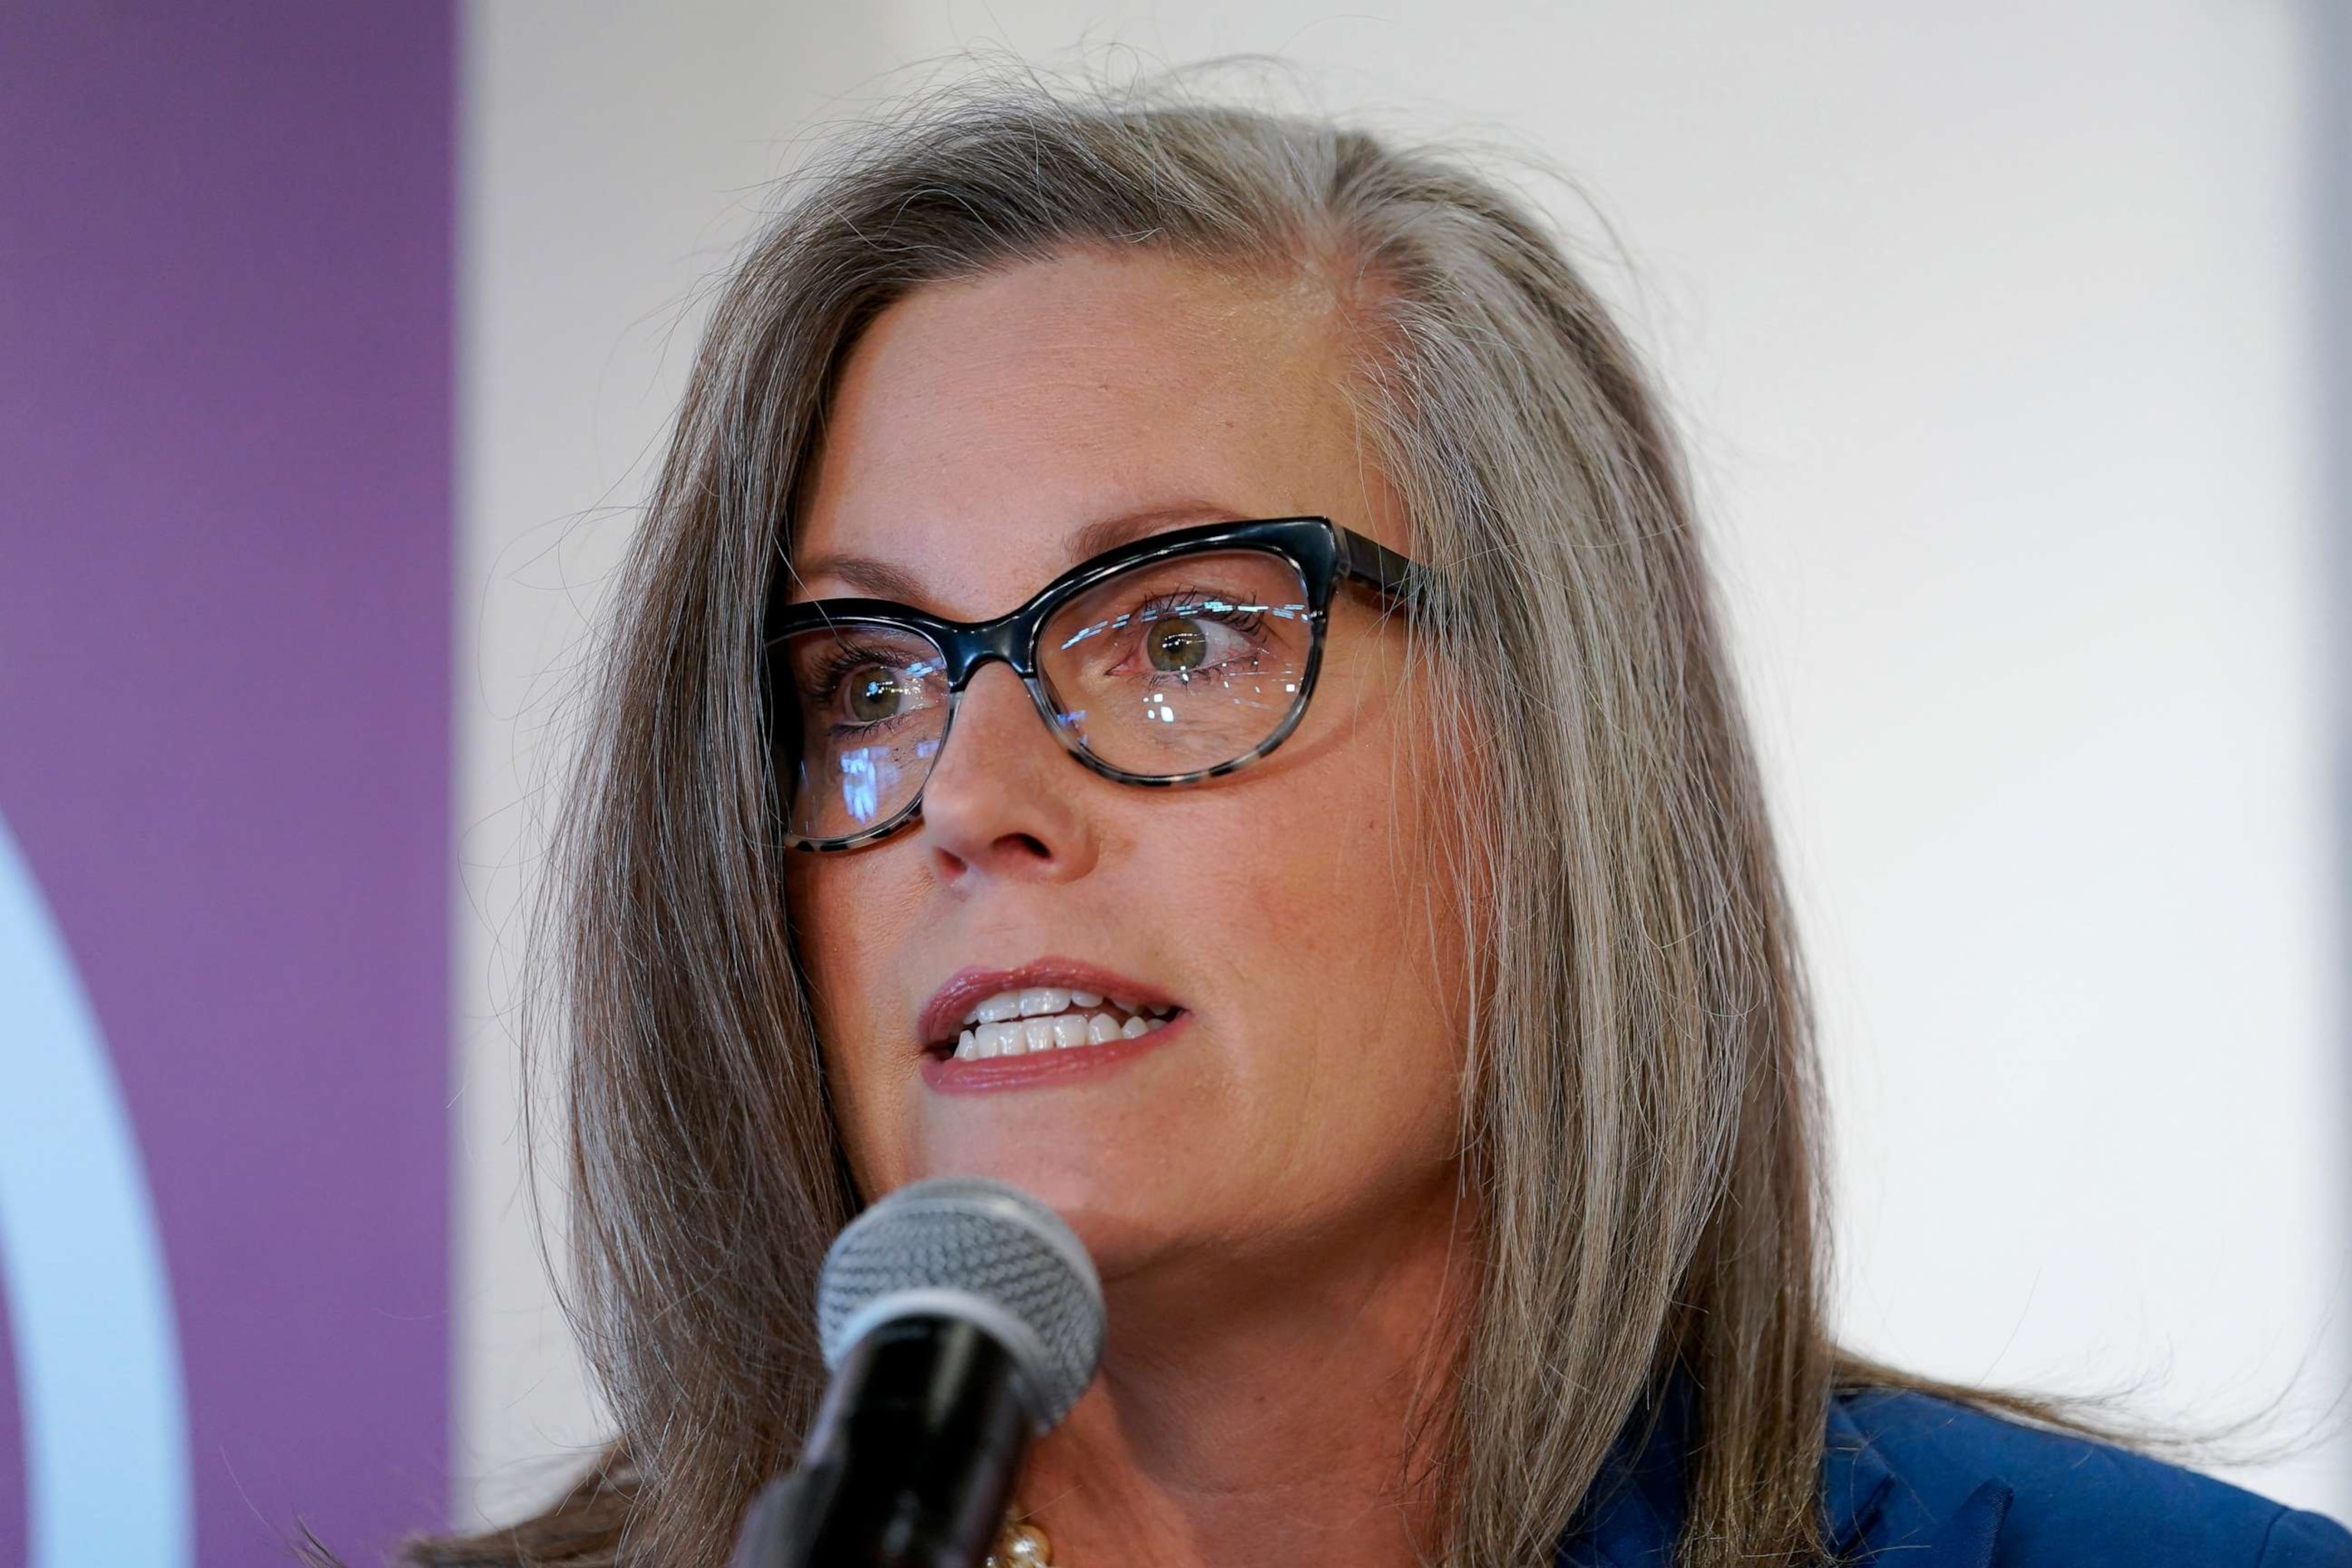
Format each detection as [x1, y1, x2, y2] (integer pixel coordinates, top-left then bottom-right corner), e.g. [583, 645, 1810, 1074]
[930, 832, 1054, 879]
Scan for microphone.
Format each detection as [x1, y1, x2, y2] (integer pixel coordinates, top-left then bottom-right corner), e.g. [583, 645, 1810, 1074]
[730, 1178, 1106, 1568]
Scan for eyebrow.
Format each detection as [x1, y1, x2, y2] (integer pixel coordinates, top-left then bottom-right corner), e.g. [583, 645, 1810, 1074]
[787, 501, 1245, 609]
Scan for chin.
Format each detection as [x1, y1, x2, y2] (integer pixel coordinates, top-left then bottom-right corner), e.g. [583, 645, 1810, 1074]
[910, 1135, 1178, 1278]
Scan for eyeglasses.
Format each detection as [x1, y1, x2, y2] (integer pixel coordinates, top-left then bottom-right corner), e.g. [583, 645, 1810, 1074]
[767, 515, 1422, 851]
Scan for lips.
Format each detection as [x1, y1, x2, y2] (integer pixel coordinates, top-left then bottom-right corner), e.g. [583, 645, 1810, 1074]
[917, 957, 1183, 1054]
[919, 1008, 1191, 1093]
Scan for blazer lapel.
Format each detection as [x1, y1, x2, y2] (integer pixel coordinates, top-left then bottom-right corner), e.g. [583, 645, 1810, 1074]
[1558, 1390, 2015, 1566]
[1916, 1479, 2014, 1568]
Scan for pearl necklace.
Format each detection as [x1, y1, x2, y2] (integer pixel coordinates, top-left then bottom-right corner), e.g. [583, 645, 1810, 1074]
[985, 1503, 1054, 1566]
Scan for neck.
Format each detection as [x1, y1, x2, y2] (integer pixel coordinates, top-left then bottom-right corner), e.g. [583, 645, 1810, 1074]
[1015, 1181, 1478, 1568]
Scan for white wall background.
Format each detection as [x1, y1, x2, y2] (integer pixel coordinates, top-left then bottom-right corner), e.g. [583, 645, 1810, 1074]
[455, 0, 2349, 1527]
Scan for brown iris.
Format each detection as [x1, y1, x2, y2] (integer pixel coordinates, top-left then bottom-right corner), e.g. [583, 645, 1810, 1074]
[1146, 619, 1209, 672]
[846, 670, 904, 723]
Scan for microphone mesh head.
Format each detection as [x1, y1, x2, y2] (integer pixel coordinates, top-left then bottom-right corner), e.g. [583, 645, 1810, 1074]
[817, 1177, 1105, 1427]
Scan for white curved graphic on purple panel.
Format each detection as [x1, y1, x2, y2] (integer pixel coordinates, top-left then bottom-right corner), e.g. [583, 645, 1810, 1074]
[0, 810, 191, 1568]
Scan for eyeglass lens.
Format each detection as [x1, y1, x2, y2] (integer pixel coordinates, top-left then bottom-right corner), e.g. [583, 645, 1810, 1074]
[779, 547, 1315, 842]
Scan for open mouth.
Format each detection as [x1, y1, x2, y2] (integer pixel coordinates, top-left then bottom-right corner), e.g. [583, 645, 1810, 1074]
[929, 986, 1184, 1063]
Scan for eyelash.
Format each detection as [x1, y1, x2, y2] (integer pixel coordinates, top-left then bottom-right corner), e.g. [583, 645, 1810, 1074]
[805, 640, 907, 691]
[1130, 587, 1268, 641]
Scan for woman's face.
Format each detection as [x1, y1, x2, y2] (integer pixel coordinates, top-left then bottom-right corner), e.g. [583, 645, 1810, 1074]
[783, 250, 1469, 1282]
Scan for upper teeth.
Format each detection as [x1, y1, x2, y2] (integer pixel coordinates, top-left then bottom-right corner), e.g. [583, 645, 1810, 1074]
[950, 987, 1175, 1060]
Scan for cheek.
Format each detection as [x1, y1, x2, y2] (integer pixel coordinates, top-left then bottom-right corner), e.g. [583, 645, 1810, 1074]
[781, 858, 917, 1189]
[1197, 720, 1468, 1148]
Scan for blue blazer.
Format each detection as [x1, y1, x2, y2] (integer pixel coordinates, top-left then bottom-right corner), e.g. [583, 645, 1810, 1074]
[1558, 1383, 2352, 1566]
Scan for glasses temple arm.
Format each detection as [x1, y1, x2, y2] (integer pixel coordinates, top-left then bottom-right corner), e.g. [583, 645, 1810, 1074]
[1337, 526, 1425, 606]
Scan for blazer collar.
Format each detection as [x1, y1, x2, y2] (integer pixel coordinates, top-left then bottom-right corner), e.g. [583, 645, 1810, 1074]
[1559, 1382, 2005, 1566]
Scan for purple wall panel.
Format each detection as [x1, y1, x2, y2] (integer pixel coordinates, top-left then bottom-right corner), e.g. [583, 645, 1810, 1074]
[0, 5, 452, 1564]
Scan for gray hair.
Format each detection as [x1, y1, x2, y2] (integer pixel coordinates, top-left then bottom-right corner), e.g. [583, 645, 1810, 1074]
[414, 77, 1864, 1568]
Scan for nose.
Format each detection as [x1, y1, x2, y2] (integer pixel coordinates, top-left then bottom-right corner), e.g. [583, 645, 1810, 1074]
[916, 662, 1098, 886]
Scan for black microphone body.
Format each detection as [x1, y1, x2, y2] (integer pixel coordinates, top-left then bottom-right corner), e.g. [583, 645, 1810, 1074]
[792, 1315, 1031, 1566]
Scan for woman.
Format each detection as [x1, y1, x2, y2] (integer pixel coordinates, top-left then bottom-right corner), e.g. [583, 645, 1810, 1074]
[412, 86, 2350, 1567]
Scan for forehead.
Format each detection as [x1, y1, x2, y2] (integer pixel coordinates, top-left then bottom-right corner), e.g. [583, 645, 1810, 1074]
[788, 250, 1376, 616]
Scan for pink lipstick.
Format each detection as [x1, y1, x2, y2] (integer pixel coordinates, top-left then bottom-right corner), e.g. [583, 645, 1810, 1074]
[916, 956, 1189, 1094]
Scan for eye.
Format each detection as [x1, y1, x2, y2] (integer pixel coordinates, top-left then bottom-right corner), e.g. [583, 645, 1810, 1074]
[841, 667, 910, 724]
[1145, 619, 1211, 672]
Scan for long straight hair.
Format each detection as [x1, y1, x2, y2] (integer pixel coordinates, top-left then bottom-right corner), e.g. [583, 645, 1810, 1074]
[412, 81, 1881, 1568]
